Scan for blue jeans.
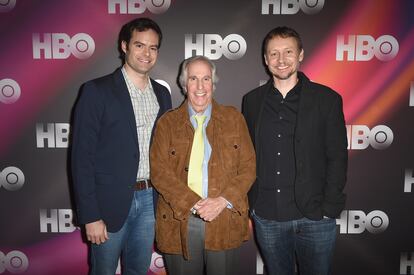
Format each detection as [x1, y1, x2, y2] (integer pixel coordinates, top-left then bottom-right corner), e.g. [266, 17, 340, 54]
[252, 211, 337, 275]
[90, 189, 155, 275]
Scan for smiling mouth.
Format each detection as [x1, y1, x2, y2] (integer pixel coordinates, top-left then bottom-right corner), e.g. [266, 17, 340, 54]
[138, 59, 151, 64]
[194, 92, 207, 97]
[277, 65, 289, 70]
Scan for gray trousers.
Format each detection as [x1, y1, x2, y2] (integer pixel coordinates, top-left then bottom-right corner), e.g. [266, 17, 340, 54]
[163, 215, 240, 275]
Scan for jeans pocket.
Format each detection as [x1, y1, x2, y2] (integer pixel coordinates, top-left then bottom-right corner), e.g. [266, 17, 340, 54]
[251, 210, 268, 225]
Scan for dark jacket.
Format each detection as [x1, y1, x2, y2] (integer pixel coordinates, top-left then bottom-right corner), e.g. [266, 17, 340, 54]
[71, 68, 172, 232]
[150, 100, 256, 259]
[242, 72, 347, 220]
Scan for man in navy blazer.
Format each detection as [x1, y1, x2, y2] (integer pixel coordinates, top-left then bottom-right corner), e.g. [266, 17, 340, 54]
[242, 27, 347, 275]
[71, 18, 171, 275]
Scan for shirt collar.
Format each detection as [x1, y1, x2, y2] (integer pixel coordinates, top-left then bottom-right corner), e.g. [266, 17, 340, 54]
[188, 103, 212, 127]
[121, 66, 152, 94]
[271, 77, 302, 98]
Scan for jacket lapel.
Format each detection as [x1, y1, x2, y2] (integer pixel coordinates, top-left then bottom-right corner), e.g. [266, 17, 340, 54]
[151, 79, 166, 119]
[254, 81, 272, 159]
[173, 101, 194, 145]
[295, 73, 315, 139]
[207, 100, 223, 153]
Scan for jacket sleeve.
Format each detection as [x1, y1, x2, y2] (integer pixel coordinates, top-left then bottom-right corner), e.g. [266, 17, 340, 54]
[241, 94, 255, 144]
[71, 81, 104, 225]
[322, 95, 348, 217]
[219, 112, 256, 213]
[150, 115, 200, 221]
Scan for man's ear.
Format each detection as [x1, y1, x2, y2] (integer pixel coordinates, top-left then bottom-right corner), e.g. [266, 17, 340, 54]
[299, 49, 304, 62]
[121, 40, 128, 54]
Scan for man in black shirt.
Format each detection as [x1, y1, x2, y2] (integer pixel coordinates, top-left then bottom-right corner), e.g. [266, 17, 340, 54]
[242, 26, 348, 275]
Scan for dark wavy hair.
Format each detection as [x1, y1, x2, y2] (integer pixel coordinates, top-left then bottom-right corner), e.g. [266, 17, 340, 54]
[117, 17, 162, 62]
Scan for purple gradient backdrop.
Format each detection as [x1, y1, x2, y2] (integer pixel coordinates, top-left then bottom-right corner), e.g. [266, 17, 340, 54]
[1, 0, 414, 274]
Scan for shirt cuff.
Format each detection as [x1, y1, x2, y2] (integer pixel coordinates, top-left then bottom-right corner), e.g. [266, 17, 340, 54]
[224, 199, 233, 209]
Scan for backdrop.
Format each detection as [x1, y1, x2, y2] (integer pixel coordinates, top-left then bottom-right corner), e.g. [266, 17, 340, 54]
[1, 0, 414, 274]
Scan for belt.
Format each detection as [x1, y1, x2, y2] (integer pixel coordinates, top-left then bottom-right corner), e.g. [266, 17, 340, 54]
[133, 179, 153, 191]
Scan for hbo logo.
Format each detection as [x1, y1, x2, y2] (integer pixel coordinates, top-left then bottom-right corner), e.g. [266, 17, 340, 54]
[0, 0, 16, 12]
[336, 35, 399, 61]
[40, 209, 77, 233]
[256, 253, 265, 274]
[0, 167, 24, 191]
[108, 0, 170, 14]
[185, 34, 247, 60]
[400, 252, 414, 275]
[149, 251, 165, 273]
[0, 78, 20, 104]
[346, 125, 393, 150]
[0, 250, 29, 273]
[261, 0, 324, 15]
[336, 210, 389, 234]
[36, 123, 70, 148]
[405, 169, 414, 193]
[33, 33, 95, 59]
[155, 79, 171, 94]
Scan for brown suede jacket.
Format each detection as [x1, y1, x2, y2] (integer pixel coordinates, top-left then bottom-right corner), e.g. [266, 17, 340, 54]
[150, 99, 256, 259]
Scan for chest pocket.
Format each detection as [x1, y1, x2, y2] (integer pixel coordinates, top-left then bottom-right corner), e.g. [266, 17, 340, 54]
[220, 136, 241, 170]
[168, 138, 190, 172]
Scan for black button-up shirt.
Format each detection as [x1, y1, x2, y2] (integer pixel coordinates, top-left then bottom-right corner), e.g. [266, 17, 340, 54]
[255, 80, 303, 221]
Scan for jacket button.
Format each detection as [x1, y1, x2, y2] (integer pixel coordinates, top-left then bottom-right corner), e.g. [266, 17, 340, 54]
[171, 150, 175, 155]
[234, 144, 238, 149]
[162, 214, 166, 219]
[184, 167, 188, 172]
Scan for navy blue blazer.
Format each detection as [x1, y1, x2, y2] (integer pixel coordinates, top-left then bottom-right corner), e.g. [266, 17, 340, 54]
[242, 72, 348, 220]
[71, 68, 172, 232]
